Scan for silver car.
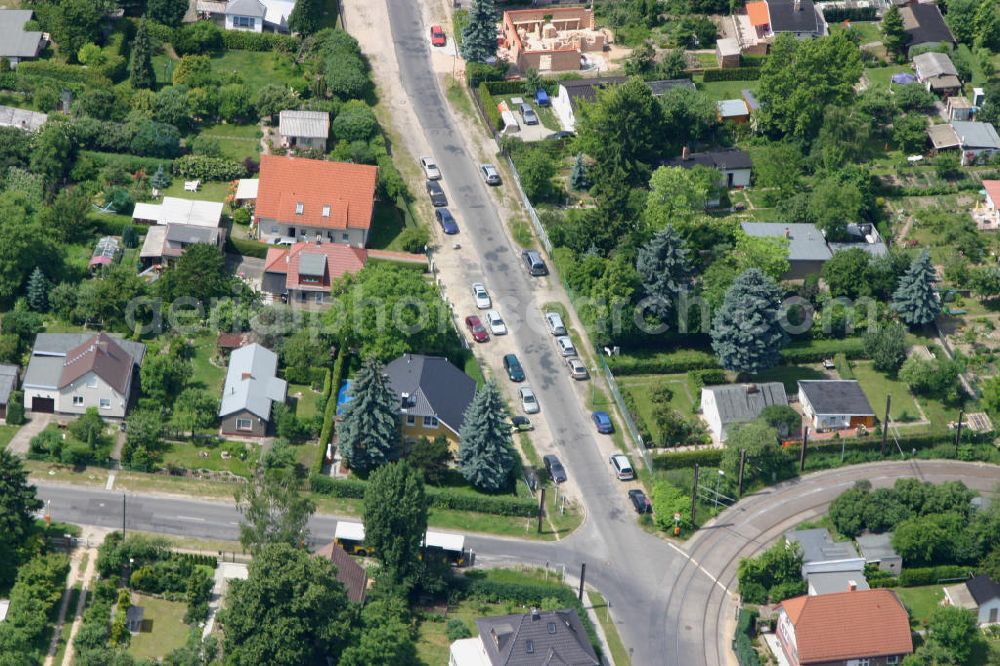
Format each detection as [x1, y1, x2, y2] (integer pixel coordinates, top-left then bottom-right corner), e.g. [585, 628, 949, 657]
[519, 386, 539, 414]
[472, 283, 491, 309]
[519, 103, 539, 125]
[480, 163, 501, 185]
[556, 335, 576, 357]
[420, 156, 441, 180]
[485, 310, 507, 335]
[544, 312, 566, 336]
[566, 357, 588, 380]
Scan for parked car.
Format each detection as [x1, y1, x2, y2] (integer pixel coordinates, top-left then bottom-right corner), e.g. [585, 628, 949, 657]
[271, 236, 295, 246]
[519, 386, 539, 414]
[420, 156, 441, 180]
[522, 249, 548, 276]
[485, 310, 507, 335]
[628, 489, 652, 514]
[472, 283, 491, 309]
[430, 25, 446, 46]
[519, 103, 539, 125]
[435, 208, 459, 234]
[610, 454, 635, 481]
[465, 315, 489, 343]
[592, 410, 614, 434]
[503, 353, 525, 382]
[510, 415, 533, 431]
[480, 163, 501, 185]
[543, 454, 567, 484]
[544, 312, 566, 336]
[555, 336, 576, 357]
[426, 180, 447, 206]
[566, 357, 588, 380]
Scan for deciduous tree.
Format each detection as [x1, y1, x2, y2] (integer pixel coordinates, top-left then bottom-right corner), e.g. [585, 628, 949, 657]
[0, 450, 43, 588]
[236, 468, 316, 552]
[720, 420, 785, 487]
[363, 461, 429, 589]
[289, 0, 324, 35]
[643, 165, 719, 228]
[458, 381, 515, 492]
[148, 0, 188, 27]
[864, 321, 907, 374]
[336, 357, 399, 475]
[156, 244, 232, 305]
[711, 269, 787, 374]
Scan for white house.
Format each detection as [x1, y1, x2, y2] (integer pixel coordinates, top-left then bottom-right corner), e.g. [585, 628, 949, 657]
[943, 575, 1000, 625]
[22, 333, 145, 419]
[797, 380, 876, 432]
[551, 77, 627, 133]
[659, 147, 752, 191]
[223, 0, 296, 32]
[278, 110, 330, 151]
[786, 528, 866, 579]
[700, 382, 787, 442]
[983, 180, 1000, 227]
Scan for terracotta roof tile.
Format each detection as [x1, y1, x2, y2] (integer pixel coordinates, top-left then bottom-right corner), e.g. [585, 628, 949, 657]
[256, 155, 377, 232]
[984, 180, 1000, 206]
[265, 241, 368, 292]
[747, 1, 770, 26]
[779, 590, 912, 663]
[314, 541, 368, 603]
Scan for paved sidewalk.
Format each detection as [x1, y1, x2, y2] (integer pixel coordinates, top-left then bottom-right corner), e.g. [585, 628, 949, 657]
[6, 413, 54, 454]
[202, 562, 248, 638]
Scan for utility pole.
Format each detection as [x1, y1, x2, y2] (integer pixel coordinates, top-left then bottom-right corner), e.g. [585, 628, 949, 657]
[955, 409, 964, 456]
[737, 449, 747, 497]
[690, 464, 700, 526]
[537, 487, 546, 534]
[122, 493, 126, 538]
[578, 562, 586, 601]
[880, 394, 892, 456]
[799, 427, 809, 472]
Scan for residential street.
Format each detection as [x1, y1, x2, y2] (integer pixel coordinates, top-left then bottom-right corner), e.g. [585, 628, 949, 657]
[35, 439, 1000, 663]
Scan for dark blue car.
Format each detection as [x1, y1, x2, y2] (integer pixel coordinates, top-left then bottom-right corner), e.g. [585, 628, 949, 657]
[592, 411, 614, 434]
[435, 208, 459, 234]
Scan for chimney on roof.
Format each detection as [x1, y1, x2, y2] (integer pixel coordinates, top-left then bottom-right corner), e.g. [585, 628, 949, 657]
[794, 0, 801, 10]
[848, 580, 857, 591]
[315, 236, 322, 245]
[784, 227, 791, 238]
[530, 608, 540, 621]
[682, 145, 690, 160]
[745, 384, 759, 394]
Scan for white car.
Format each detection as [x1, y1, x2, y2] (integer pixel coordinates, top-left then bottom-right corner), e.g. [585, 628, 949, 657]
[472, 283, 491, 309]
[566, 357, 588, 380]
[544, 312, 566, 336]
[420, 156, 441, 180]
[519, 386, 539, 414]
[485, 310, 507, 335]
[556, 335, 576, 357]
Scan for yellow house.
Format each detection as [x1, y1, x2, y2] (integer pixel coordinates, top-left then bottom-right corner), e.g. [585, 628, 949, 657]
[385, 354, 477, 451]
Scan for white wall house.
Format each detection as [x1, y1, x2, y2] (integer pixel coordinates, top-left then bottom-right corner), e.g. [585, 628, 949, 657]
[224, 0, 266, 32]
[797, 380, 876, 432]
[944, 575, 1000, 626]
[700, 383, 787, 442]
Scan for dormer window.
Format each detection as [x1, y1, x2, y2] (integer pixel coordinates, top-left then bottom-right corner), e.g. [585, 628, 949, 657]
[321, 205, 331, 217]
[295, 202, 304, 215]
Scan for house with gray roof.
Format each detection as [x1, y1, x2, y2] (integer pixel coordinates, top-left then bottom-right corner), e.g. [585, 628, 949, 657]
[0, 364, 18, 421]
[219, 343, 286, 436]
[0, 105, 47, 132]
[798, 380, 876, 432]
[0, 10, 45, 67]
[786, 528, 866, 580]
[740, 222, 888, 279]
[944, 575, 1000, 625]
[278, 110, 330, 151]
[385, 354, 476, 449]
[449, 608, 600, 666]
[856, 532, 902, 575]
[700, 382, 788, 442]
[23, 333, 146, 418]
[659, 147, 752, 195]
[223, 0, 295, 33]
[913, 51, 961, 95]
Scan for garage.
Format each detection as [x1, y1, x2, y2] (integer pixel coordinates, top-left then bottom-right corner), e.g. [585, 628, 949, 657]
[31, 397, 54, 413]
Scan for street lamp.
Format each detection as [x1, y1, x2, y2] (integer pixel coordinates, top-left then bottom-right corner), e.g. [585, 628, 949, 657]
[714, 469, 725, 509]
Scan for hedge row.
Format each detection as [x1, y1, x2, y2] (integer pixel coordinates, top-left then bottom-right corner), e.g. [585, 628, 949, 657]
[822, 6, 877, 21]
[221, 31, 301, 52]
[226, 236, 268, 259]
[483, 80, 557, 96]
[81, 150, 173, 174]
[781, 337, 868, 363]
[687, 368, 727, 396]
[606, 349, 719, 376]
[465, 61, 507, 87]
[651, 448, 723, 469]
[17, 60, 111, 88]
[316, 346, 348, 473]
[173, 155, 247, 181]
[90, 216, 148, 238]
[309, 474, 540, 517]
[734, 609, 761, 666]
[898, 565, 969, 587]
[702, 67, 761, 82]
[456, 579, 601, 658]
[477, 83, 503, 132]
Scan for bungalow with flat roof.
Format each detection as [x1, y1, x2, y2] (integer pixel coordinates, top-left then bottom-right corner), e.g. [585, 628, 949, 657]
[134, 196, 226, 265]
[278, 110, 330, 151]
[0, 10, 45, 67]
[928, 121, 1000, 165]
[786, 528, 866, 579]
[253, 154, 378, 246]
[22, 333, 146, 418]
[219, 343, 287, 437]
[797, 380, 876, 432]
[385, 354, 476, 449]
[717, 99, 750, 123]
[856, 532, 902, 575]
[700, 382, 787, 442]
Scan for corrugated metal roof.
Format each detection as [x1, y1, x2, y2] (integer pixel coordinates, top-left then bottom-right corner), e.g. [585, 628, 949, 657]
[132, 197, 223, 227]
[279, 110, 330, 139]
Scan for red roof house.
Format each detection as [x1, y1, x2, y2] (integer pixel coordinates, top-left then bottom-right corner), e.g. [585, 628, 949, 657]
[254, 154, 378, 248]
[776, 589, 913, 665]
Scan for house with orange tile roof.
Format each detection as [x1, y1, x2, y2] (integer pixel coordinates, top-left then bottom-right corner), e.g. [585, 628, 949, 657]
[253, 154, 378, 248]
[982, 180, 1000, 227]
[745, 0, 826, 42]
[262, 239, 426, 305]
[775, 589, 913, 666]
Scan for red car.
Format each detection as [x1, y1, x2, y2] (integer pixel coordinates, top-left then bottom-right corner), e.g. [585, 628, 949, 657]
[430, 25, 446, 47]
[465, 315, 489, 343]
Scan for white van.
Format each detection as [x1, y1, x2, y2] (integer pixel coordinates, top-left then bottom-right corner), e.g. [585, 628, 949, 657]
[610, 454, 634, 481]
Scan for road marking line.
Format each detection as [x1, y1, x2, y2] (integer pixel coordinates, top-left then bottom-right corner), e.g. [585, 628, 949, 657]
[665, 541, 729, 594]
[105, 473, 116, 491]
[176, 515, 206, 522]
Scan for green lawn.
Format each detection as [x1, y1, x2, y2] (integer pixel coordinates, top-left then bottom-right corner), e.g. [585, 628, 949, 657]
[189, 334, 227, 394]
[864, 65, 910, 88]
[695, 77, 758, 102]
[0, 424, 19, 450]
[158, 179, 232, 203]
[208, 50, 304, 95]
[159, 440, 253, 477]
[127, 594, 191, 661]
[618, 373, 697, 443]
[850, 361, 924, 423]
[367, 201, 407, 251]
[197, 123, 262, 163]
[831, 21, 881, 44]
[892, 585, 944, 627]
[587, 591, 631, 666]
[287, 383, 321, 419]
[751, 364, 828, 394]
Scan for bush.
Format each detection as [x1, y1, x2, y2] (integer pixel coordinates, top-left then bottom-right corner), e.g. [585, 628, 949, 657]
[477, 83, 502, 131]
[822, 6, 876, 21]
[899, 565, 970, 587]
[80, 150, 173, 175]
[687, 368, 727, 395]
[17, 60, 112, 88]
[466, 61, 507, 87]
[316, 346, 347, 473]
[607, 349, 720, 375]
[446, 618, 472, 640]
[221, 31, 300, 52]
[397, 226, 430, 253]
[834, 352, 854, 379]
[174, 21, 224, 55]
[702, 67, 761, 82]
[733, 609, 761, 666]
[651, 448, 723, 468]
[173, 155, 247, 181]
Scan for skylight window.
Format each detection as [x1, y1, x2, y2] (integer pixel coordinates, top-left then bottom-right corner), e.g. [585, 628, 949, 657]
[526, 640, 534, 654]
[322, 205, 331, 217]
[295, 202, 304, 214]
